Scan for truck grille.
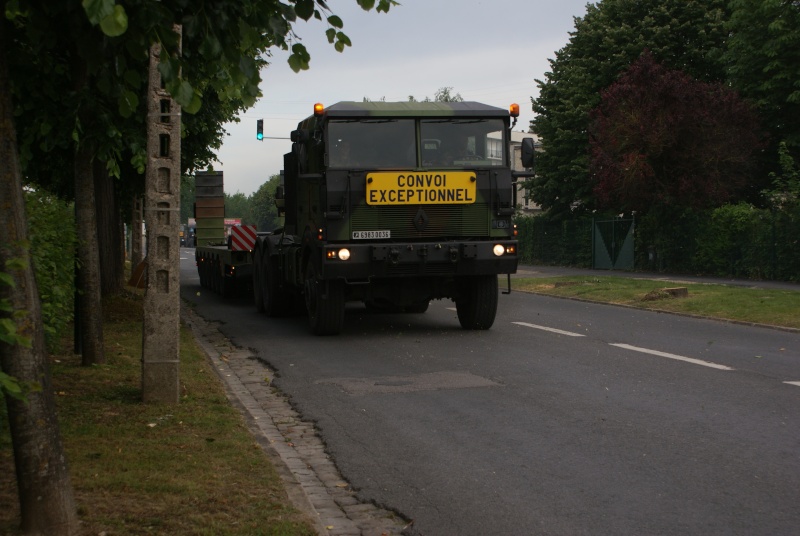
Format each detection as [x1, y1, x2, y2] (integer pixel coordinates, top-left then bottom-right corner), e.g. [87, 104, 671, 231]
[350, 203, 489, 239]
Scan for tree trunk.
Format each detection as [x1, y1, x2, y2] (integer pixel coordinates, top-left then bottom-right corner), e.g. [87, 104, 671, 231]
[94, 160, 124, 296]
[74, 135, 105, 365]
[0, 23, 80, 535]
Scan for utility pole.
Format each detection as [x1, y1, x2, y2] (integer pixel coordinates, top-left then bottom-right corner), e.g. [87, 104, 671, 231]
[142, 25, 182, 403]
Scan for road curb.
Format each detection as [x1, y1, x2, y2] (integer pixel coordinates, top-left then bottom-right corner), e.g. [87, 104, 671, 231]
[514, 288, 800, 334]
[181, 304, 410, 536]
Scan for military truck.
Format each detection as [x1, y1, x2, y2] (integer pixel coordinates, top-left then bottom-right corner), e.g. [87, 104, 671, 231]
[252, 101, 535, 335]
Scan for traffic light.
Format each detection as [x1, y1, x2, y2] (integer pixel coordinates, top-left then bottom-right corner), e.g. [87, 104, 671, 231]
[256, 119, 264, 141]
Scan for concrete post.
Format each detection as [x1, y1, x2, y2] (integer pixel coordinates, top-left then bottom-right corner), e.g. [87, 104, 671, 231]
[142, 26, 182, 403]
[130, 195, 143, 266]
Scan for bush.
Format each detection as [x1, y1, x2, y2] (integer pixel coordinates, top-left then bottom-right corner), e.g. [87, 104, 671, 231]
[692, 203, 756, 277]
[25, 190, 76, 351]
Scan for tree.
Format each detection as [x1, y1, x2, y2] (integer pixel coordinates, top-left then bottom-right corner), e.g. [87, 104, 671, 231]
[3, 1, 396, 531]
[406, 86, 464, 103]
[530, 0, 730, 218]
[7, 0, 397, 364]
[589, 51, 764, 214]
[0, 20, 79, 534]
[250, 174, 283, 232]
[225, 192, 253, 224]
[725, 0, 800, 172]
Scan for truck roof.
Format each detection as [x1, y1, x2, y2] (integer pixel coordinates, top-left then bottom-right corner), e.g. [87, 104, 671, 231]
[321, 101, 509, 118]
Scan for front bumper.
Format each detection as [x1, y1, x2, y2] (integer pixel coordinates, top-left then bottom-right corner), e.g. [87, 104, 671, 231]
[320, 240, 518, 280]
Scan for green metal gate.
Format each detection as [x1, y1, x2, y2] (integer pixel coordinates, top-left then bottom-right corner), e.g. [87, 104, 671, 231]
[592, 218, 635, 270]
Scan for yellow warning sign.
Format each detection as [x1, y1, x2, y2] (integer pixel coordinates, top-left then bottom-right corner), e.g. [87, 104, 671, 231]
[366, 171, 476, 205]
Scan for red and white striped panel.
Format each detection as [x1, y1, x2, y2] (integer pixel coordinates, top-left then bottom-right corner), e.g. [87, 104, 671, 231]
[230, 224, 257, 251]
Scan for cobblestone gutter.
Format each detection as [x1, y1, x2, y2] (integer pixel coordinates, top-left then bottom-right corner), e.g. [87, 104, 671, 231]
[181, 305, 411, 536]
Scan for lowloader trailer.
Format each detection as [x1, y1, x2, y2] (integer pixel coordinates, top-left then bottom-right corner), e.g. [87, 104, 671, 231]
[193, 170, 256, 297]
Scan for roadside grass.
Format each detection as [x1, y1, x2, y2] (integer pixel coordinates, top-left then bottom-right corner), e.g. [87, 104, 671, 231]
[0, 291, 316, 536]
[513, 276, 800, 329]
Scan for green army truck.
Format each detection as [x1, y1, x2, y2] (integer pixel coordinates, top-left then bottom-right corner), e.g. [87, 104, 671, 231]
[252, 101, 535, 335]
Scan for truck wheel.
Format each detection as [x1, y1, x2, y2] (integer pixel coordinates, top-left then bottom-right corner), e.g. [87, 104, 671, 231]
[263, 253, 290, 317]
[304, 260, 344, 335]
[253, 247, 265, 313]
[455, 275, 498, 330]
[405, 300, 430, 314]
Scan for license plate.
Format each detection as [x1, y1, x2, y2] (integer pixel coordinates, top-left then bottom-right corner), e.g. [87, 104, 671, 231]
[352, 230, 391, 240]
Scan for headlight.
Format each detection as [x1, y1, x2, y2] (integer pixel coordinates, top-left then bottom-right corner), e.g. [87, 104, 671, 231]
[328, 248, 351, 260]
[493, 244, 505, 256]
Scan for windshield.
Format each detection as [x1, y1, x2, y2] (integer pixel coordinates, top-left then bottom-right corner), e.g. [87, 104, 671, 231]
[328, 119, 416, 168]
[420, 119, 505, 167]
[328, 118, 506, 169]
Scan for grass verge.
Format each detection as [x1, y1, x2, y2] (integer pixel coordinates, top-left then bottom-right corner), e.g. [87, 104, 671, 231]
[513, 276, 800, 329]
[1, 291, 316, 536]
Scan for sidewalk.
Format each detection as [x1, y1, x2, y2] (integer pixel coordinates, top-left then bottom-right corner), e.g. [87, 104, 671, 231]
[182, 306, 410, 536]
[513, 264, 800, 291]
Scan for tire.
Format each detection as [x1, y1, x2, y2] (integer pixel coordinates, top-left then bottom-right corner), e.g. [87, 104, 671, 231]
[263, 253, 290, 317]
[209, 257, 217, 293]
[253, 246, 265, 313]
[455, 275, 498, 330]
[213, 257, 222, 295]
[304, 260, 345, 335]
[405, 300, 430, 314]
[197, 255, 205, 288]
[219, 271, 229, 298]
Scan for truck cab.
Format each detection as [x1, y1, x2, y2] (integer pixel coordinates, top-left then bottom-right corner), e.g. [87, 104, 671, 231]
[254, 101, 533, 335]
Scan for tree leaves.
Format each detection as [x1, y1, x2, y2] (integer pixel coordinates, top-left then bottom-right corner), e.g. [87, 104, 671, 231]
[118, 89, 139, 118]
[589, 51, 763, 213]
[99, 5, 128, 37]
[288, 43, 311, 72]
[294, 0, 316, 20]
[82, 0, 127, 36]
[530, 0, 731, 217]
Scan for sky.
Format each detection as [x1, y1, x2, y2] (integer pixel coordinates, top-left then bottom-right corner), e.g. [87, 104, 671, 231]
[211, 0, 592, 196]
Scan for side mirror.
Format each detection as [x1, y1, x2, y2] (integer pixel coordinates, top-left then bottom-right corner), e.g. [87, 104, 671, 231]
[521, 137, 535, 169]
[275, 185, 285, 215]
[290, 129, 309, 142]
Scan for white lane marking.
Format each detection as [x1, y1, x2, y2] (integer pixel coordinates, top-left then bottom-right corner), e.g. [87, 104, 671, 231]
[784, 381, 800, 387]
[610, 343, 734, 371]
[512, 322, 585, 337]
[446, 307, 456, 311]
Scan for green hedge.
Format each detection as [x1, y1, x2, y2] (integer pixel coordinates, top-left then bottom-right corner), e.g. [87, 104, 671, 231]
[516, 203, 800, 281]
[25, 190, 76, 351]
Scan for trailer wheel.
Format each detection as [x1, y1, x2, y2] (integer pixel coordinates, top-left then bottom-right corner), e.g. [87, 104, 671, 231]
[213, 257, 222, 295]
[253, 247, 265, 312]
[455, 275, 498, 330]
[304, 260, 344, 335]
[208, 256, 216, 292]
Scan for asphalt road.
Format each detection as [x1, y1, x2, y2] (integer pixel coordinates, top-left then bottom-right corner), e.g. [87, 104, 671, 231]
[180, 249, 800, 536]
